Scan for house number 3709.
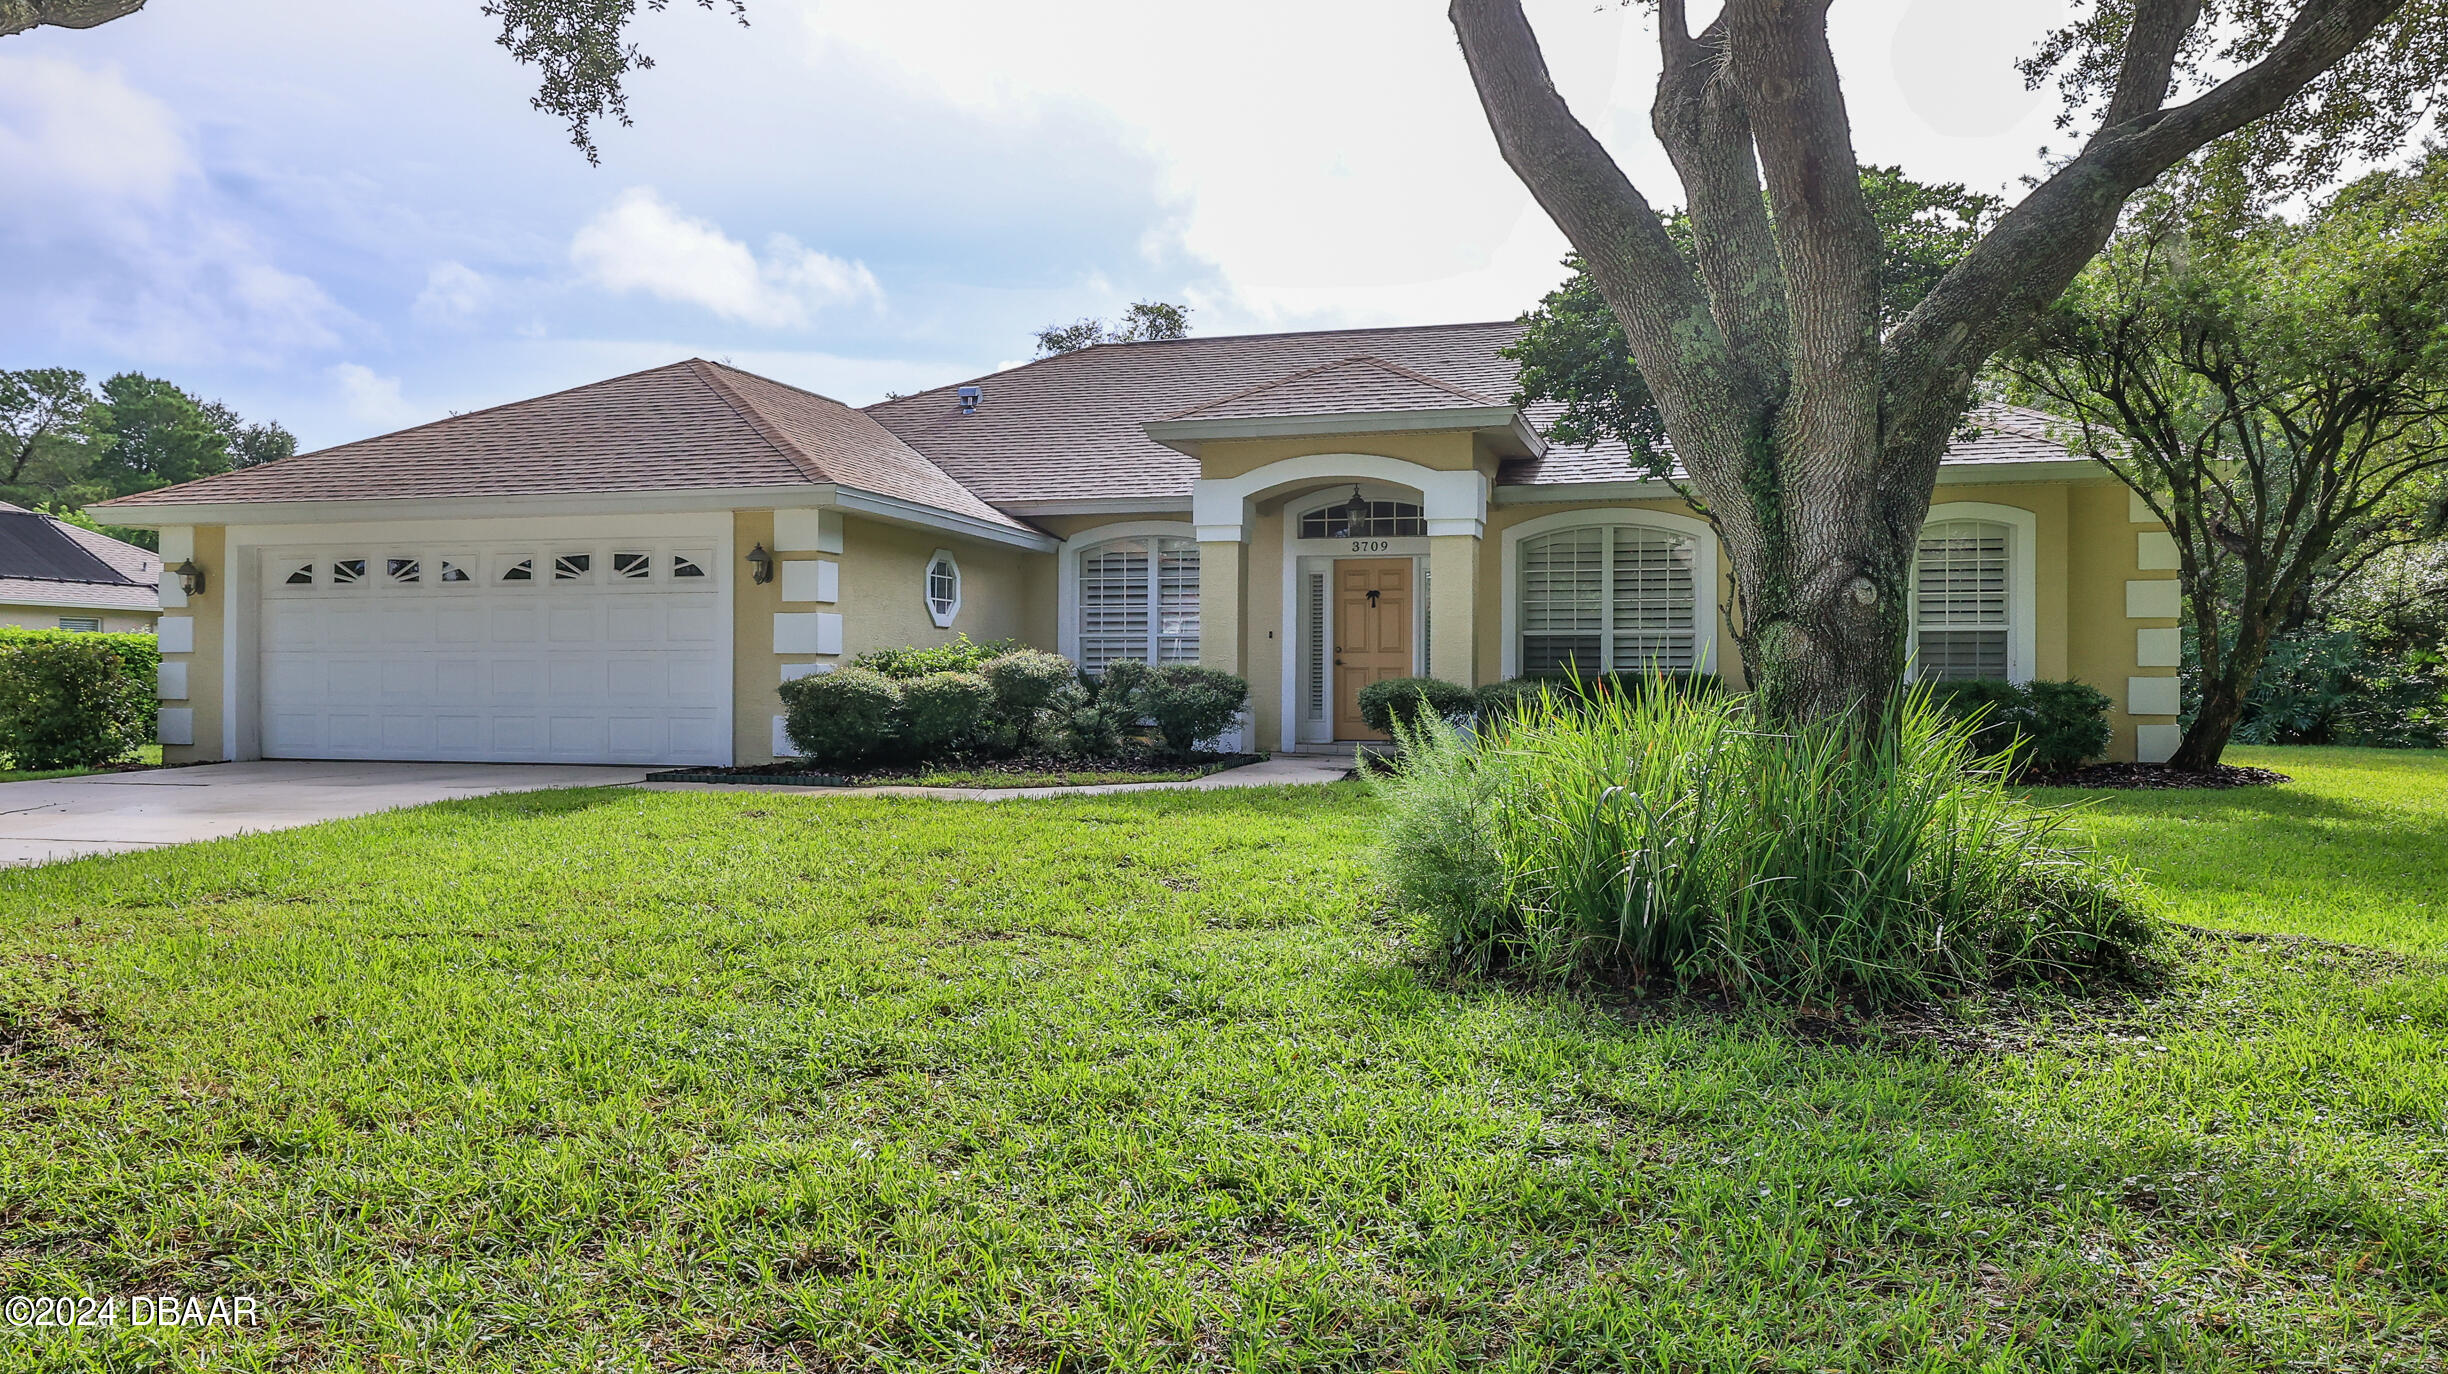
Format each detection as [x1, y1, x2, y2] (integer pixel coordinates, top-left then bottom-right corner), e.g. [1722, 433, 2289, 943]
[1348, 540, 1391, 553]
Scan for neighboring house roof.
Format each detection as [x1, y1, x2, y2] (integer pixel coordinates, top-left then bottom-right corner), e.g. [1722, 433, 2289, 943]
[94, 360, 1028, 532]
[0, 504, 160, 614]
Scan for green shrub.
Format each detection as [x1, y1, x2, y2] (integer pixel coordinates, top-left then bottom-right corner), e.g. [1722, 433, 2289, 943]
[1924, 678, 2028, 761]
[1058, 660, 1150, 757]
[1927, 678, 2112, 775]
[1371, 689, 2150, 1004]
[1356, 677, 1476, 736]
[852, 634, 1023, 680]
[777, 668, 902, 767]
[978, 650, 1078, 748]
[2021, 680, 2115, 773]
[0, 634, 156, 770]
[1139, 665, 1248, 757]
[896, 671, 993, 757]
[0, 626, 162, 685]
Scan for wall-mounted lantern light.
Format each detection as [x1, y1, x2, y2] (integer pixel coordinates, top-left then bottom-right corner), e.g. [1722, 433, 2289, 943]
[174, 559, 207, 597]
[1336, 484, 1371, 536]
[746, 543, 774, 585]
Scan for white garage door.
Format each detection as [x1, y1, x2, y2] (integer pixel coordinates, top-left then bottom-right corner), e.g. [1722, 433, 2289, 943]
[259, 539, 728, 765]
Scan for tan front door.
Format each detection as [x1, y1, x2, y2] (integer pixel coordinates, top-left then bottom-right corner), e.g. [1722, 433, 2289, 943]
[1333, 558, 1414, 739]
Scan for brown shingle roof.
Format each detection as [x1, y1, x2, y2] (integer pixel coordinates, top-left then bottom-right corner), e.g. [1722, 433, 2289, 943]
[867, 321, 1529, 506]
[95, 360, 1028, 531]
[1166, 355, 1501, 421]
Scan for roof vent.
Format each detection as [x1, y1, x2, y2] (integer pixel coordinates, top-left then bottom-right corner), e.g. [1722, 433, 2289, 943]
[956, 385, 982, 415]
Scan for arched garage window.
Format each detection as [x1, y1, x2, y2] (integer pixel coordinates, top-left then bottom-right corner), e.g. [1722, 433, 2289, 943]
[1914, 520, 2011, 680]
[1077, 536, 1200, 675]
[1518, 525, 1698, 674]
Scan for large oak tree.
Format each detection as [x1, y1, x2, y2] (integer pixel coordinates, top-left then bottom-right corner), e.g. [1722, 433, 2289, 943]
[1450, 0, 2447, 723]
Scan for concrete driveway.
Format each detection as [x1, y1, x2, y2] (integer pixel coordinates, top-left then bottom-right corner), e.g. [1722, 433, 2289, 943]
[0, 760, 650, 868]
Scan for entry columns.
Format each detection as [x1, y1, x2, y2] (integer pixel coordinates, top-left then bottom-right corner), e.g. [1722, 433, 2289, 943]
[1426, 533, 1480, 686]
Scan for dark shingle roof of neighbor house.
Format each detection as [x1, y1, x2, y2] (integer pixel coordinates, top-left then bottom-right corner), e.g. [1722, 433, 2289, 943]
[866, 322, 2093, 505]
[0, 505, 161, 613]
[95, 360, 1028, 532]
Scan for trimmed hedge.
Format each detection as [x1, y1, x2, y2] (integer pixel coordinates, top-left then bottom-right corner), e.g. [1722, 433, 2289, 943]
[852, 634, 1023, 680]
[778, 668, 902, 766]
[1357, 677, 1476, 735]
[1926, 677, 2113, 775]
[1138, 665, 1247, 758]
[898, 671, 993, 756]
[0, 629, 159, 770]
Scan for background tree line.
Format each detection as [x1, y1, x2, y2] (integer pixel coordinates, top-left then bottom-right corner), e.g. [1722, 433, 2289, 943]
[0, 369, 295, 548]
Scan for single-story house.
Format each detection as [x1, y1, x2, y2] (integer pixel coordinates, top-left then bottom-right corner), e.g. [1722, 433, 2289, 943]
[94, 321, 2185, 767]
[0, 502, 162, 634]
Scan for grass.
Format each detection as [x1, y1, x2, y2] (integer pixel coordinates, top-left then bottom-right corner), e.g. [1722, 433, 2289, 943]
[2031, 745, 2448, 957]
[0, 744, 163, 784]
[0, 752, 2441, 1370]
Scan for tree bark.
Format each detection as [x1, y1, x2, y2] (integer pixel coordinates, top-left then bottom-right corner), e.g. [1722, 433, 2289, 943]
[0, 0, 144, 36]
[1451, 0, 2408, 726]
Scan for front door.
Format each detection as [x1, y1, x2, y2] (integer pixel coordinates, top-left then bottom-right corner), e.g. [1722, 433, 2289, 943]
[1333, 558, 1413, 739]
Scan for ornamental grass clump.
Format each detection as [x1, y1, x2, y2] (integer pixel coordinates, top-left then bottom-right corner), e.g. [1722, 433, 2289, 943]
[1372, 680, 2151, 1005]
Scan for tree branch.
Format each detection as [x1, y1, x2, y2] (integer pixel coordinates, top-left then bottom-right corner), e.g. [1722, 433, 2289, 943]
[1887, 0, 2407, 419]
[1651, 1, 1789, 396]
[2101, 0, 2207, 128]
[0, 0, 142, 36]
[1449, 0, 1765, 488]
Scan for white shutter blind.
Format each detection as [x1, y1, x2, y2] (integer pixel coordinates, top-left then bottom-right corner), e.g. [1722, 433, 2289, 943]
[1915, 520, 2010, 680]
[1519, 528, 1605, 675]
[1078, 542, 1151, 675]
[1610, 527, 1697, 671]
[1076, 536, 1201, 675]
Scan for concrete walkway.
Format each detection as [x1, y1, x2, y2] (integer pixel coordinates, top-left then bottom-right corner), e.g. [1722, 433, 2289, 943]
[636, 752, 1355, 801]
[0, 760, 650, 868]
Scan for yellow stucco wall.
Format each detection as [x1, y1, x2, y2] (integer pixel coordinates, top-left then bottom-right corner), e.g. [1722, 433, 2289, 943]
[0, 607, 157, 633]
[1192, 431, 1489, 481]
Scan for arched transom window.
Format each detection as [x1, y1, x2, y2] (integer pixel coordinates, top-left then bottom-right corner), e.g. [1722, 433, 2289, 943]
[1077, 536, 1200, 675]
[1298, 498, 1426, 540]
[1517, 525, 1698, 674]
[1915, 520, 2010, 680]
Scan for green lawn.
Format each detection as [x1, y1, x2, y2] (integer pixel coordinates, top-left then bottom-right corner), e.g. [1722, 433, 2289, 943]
[2033, 745, 2448, 957]
[0, 752, 2442, 1370]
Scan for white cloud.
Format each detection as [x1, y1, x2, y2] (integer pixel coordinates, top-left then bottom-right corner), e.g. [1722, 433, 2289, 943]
[569, 187, 882, 328]
[411, 260, 493, 326]
[0, 56, 189, 209]
[0, 54, 352, 366]
[330, 363, 417, 427]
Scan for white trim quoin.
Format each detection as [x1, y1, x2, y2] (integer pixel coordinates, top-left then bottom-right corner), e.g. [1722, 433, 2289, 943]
[1912, 501, 2040, 686]
[1497, 506, 1720, 681]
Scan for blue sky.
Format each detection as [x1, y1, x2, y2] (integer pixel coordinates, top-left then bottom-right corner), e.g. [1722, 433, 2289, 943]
[2, 0, 2075, 452]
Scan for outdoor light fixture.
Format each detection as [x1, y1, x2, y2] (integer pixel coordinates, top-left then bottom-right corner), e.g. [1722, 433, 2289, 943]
[174, 559, 206, 597]
[746, 543, 774, 585]
[1337, 484, 1371, 535]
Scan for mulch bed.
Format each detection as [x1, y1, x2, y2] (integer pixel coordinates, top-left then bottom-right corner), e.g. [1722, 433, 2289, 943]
[2038, 761, 2291, 790]
[645, 752, 1264, 789]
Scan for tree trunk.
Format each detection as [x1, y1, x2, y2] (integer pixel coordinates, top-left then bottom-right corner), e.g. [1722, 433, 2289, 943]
[2171, 679, 2245, 771]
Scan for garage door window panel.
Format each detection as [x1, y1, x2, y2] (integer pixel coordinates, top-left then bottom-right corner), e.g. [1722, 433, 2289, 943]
[554, 553, 592, 582]
[499, 557, 536, 584]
